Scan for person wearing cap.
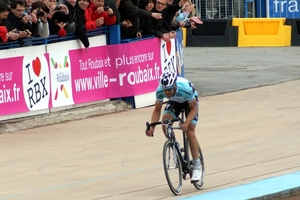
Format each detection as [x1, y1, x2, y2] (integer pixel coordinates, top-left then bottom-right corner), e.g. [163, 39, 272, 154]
[145, 71, 202, 183]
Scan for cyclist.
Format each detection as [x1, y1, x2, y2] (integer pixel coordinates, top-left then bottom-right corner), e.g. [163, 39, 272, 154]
[145, 71, 201, 182]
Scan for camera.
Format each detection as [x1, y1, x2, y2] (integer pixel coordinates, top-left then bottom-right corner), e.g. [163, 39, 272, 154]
[21, 11, 28, 18]
[54, 6, 62, 10]
[104, 6, 109, 11]
[37, 9, 45, 17]
[13, 29, 19, 34]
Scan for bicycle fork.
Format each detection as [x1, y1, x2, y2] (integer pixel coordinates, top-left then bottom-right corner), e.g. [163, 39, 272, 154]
[166, 140, 179, 170]
[167, 140, 192, 179]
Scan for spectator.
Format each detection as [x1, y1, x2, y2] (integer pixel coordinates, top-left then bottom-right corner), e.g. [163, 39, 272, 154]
[61, 0, 77, 33]
[167, 0, 199, 30]
[30, 1, 50, 38]
[174, 0, 194, 23]
[137, 0, 155, 38]
[118, 0, 162, 39]
[76, 0, 90, 50]
[49, 3, 70, 36]
[104, 0, 120, 24]
[141, 0, 176, 42]
[0, 1, 10, 43]
[166, 0, 185, 30]
[43, 0, 58, 18]
[138, 0, 155, 11]
[85, 0, 116, 30]
[6, 0, 33, 46]
[1, 0, 12, 8]
[25, 0, 34, 14]
[42, 0, 65, 36]
[174, 0, 202, 29]
[116, 0, 133, 30]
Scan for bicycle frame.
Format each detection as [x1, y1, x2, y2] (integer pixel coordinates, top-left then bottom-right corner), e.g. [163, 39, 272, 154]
[146, 110, 205, 195]
[166, 122, 192, 179]
[146, 113, 193, 179]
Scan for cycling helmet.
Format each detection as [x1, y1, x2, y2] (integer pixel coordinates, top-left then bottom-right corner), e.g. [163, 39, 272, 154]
[159, 71, 177, 89]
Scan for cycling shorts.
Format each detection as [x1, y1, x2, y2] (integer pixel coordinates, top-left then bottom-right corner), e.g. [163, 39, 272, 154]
[163, 98, 199, 125]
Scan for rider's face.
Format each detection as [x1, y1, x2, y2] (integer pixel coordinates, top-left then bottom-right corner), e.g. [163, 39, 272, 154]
[163, 87, 175, 98]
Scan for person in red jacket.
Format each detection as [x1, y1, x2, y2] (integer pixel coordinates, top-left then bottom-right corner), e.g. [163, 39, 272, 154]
[0, 1, 10, 43]
[85, 0, 116, 30]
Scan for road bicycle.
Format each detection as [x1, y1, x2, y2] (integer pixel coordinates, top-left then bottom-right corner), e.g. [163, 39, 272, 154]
[146, 110, 205, 195]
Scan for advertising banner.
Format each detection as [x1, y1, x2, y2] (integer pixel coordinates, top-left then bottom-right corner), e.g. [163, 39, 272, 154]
[68, 38, 161, 104]
[0, 36, 165, 116]
[0, 50, 50, 116]
[268, 0, 300, 18]
[0, 34, 184, 117]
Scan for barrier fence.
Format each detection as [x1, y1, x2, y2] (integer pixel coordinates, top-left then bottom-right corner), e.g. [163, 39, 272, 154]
[0, 26, 185, 121]
[1, 0, 300, 121]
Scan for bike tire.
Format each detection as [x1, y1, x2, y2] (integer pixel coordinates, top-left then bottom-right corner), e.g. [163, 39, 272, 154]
[163, 140, 183, 195]
[192, 145, 205, 189]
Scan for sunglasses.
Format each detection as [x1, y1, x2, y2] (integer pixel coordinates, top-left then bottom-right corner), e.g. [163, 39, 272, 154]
[163, 85, 174, 91]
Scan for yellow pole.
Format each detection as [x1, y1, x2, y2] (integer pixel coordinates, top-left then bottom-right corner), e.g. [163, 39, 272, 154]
[182, 28, 186, 47]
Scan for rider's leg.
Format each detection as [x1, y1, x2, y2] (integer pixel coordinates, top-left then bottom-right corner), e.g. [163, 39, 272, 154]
[161, 112, 175, 136]
[161, 101, 177, 136]
[187, 124, 202, 182]
[186, 124, 200, 160]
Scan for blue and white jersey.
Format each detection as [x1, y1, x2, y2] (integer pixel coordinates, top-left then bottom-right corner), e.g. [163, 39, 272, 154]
[156, 77, 198, 103]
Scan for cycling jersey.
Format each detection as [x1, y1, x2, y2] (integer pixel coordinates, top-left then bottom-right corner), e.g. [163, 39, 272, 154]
[156, 76, 198, 103]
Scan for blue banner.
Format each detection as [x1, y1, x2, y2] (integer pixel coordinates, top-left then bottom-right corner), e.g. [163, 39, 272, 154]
[268, 0, 300, 18]
[174, 28, 184, 77]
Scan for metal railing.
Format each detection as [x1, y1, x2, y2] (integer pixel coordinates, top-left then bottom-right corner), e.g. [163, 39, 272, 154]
[0, 26, 109, 50]
[192, 0, 254, 19]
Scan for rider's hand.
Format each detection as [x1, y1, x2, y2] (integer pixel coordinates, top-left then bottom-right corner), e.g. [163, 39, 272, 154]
[180, 122, 188, 132]
[145, 126, 154, 137]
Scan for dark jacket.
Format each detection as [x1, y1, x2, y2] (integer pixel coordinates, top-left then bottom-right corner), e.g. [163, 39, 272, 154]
[6, 12, 32, 32]
[105, 0, 120, 24]
[118, 0, 153, 39]
[165, 3, 181, 30]
[142, 7, 171, 38]
[75, 2, 89, 48]
[6, 12, 32, 46]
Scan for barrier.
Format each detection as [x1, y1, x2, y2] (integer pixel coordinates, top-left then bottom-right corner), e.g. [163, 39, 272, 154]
[285, 18, 300, 46]
[185, 19, 238, 47]
[232, 18, 291, 47]
[0, 26, 184, 120]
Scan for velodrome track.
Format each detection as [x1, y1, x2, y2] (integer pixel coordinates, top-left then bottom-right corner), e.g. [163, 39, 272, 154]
[1, 47, 300, 199]
[1, 79, 300, 200]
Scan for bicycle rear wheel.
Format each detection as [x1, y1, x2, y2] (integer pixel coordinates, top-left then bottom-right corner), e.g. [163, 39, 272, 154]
[192, 146, 205, 189]
[163, 140, 183, 195]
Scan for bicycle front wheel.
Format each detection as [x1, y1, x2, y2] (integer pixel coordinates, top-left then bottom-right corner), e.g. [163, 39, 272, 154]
[163, 140, 183, 195]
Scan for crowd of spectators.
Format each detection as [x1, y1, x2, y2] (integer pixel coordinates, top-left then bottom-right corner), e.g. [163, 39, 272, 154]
[0, 0, 202, 50]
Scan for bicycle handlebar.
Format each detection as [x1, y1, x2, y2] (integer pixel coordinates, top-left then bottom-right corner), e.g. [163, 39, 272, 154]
[146, 118, 182, 131]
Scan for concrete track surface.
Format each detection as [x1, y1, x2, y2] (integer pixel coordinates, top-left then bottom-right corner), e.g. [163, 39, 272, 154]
[1, 47, 300, 200]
